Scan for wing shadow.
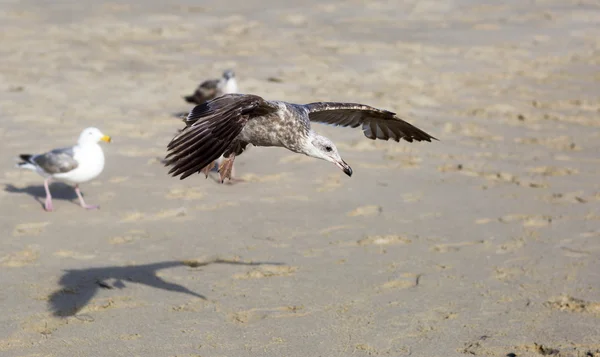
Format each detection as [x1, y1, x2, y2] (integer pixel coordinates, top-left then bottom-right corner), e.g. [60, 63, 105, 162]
[49, 258, 283, 317]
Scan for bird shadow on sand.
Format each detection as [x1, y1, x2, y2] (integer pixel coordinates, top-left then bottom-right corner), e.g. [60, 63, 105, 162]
[4, 183, 79, 209]
[48, 258, 283, 317]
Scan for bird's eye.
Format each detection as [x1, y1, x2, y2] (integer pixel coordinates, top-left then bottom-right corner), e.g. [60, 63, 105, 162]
[325, 146, 332, 152]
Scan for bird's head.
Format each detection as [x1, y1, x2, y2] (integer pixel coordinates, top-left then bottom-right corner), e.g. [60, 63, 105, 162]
[305, 133, 352, 177]
[222, 70, 235, 80]
[79, 127, 111, 145]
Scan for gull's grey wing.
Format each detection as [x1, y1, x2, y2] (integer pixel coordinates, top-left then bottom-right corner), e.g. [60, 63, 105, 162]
[32, 147, 79, 174]
[166, 94, 278, 180]
[184, 79, 220, 105]
[305, 102, 437, 142]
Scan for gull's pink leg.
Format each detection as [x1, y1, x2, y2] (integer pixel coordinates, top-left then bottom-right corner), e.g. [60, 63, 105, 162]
[218, 155, 244, 184]
[225, 163, 245, 185]
[75, 184, 99, 210]
[200, 161, 216, 178]
[43, 178, 54, 212]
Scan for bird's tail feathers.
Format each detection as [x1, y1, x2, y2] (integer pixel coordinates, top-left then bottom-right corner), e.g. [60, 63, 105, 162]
[16, 154, 37, 170]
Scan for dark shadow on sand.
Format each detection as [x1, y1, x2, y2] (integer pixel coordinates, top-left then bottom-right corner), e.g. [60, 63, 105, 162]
[4, 183, 79, 209]
[48, 258, 283, 317]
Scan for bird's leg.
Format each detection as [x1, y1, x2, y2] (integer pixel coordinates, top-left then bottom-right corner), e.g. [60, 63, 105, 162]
[218, 154, 238, 183]
[43, 178, 54, 212]
[224, 163, 245, 185]
[200, 161, 216, 178]
[75, 184, 99, 210]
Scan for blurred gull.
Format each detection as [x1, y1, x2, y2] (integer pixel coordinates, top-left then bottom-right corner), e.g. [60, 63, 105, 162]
[184, 69, 238, 105]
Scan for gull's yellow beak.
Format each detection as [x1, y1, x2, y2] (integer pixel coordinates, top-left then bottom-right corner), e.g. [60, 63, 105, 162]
[101, 135, 111, 143]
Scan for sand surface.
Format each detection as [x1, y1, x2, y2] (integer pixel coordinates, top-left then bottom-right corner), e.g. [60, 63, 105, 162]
[1, 0, 599, 356]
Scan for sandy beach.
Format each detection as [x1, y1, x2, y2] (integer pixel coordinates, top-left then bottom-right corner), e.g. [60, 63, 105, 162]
[1, 0, 599, 356]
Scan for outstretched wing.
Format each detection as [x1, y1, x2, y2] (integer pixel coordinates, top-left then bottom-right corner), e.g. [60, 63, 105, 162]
[32, 147, 79, 174]
[305, 102, 436, 142]
[183, 79, 220, 105]
[165, 94, 278, 180]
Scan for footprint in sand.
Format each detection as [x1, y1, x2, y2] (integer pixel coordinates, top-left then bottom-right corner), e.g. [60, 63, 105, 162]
[528, 166, 578, 177]
[347, 205, 382, 217]
[195, 202, 239, 211]
[544, 296, 600, 314]
[515, 136, 581, 151]
[431, 240, 485, 253]
[119, 208, 187, 222]
[402, 192, 422, 203]
[54, 250, 96, 260]
[261, 195, 310, 203]
[120, 212, 145, 222]
[108, 176, 130, 183]
[1, 246, 39, 267]
[119, 334, 142, 341]
[541, 192, 588, 204]
[76, 296, 144, 315]
[493, 266, 524, 281]
[239, 173, 288, 183]
[497, 214, 553, 228]
[165, 186, 204, 200]
[495, 237, 526, 254]
[233, 265, 298, 280]
[320, 225, 362, 236]
[357, 235, 412, 246]
[20, 313, 73, 336]
[12, 222, 50, 237]
[443, 121, 503, 141]
[108, 230, 149, 245]
[0, 337, 28, 352]
[315, 173, 343, 192]
[172, 299, 210, 313]
[380, 273, 421, 290]
[437, 165, 548, 188]
[228, 305, 307, 324]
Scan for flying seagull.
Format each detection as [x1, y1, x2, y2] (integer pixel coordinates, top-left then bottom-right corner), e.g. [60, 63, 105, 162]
[17, 127, 111, 211]
[181, 69, 241, 181]
[183, 69, 238, 105]
[165, 94, 436, 182]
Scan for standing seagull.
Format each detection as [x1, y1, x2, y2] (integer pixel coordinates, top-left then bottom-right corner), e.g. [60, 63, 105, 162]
[183, 70, 238, 105]
[182, 69, 241, 180]
[17, 127, 111, 211]
[165, 94, 436, 182]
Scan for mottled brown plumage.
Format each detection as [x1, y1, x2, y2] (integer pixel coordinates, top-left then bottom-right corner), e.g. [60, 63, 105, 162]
[165, 94, 437, 181]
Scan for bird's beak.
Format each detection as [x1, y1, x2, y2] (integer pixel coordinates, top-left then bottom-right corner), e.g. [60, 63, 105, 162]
[336, 160, 353, 177]
[101, 135, 111, 143]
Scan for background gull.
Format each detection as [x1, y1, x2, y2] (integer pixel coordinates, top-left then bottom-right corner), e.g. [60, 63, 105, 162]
[165, 94, 436, 182]
[183, 69, 238, 105]
[17, 127, 111, 211]
[181, 69, 242, 181]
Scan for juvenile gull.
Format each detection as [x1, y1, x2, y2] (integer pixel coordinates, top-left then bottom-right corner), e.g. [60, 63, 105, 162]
[183, 69, 238, 105]
[181, 69, 241, 180]
[17, 127, 111, 211]
[165, 94, 436, 182]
